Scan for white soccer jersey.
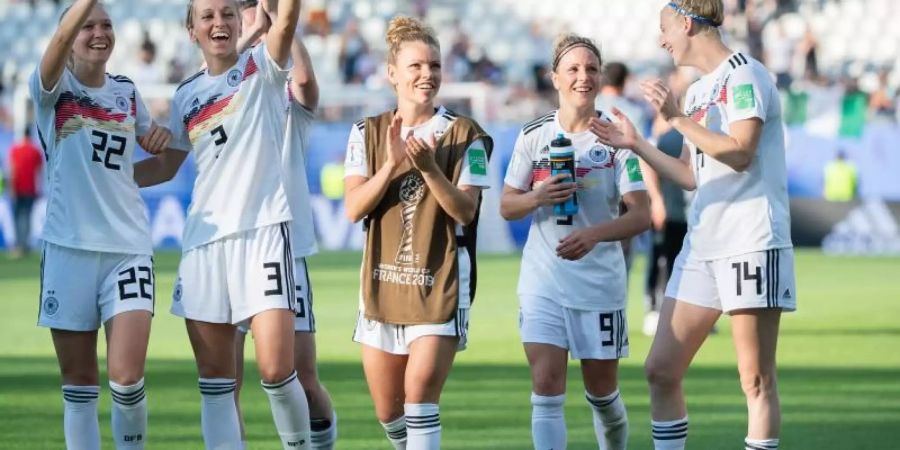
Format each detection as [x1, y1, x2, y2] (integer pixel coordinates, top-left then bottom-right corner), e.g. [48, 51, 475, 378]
[168, 44, 292, 251]
[343, 106, 491, 310]
[504, 110, 646, 311]
[281, 82, 317, 258]
[29, 69, 152, 255]
[682, 52, 792, 260]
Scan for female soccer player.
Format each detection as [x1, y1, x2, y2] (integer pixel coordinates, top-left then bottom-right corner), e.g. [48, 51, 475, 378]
[231, 1, 336, 448]
[134, 0, 311, 448]
[31, 1, 170, 448]
[343, 16, 493, 450]
[591, 2, 796, 449]
[500, 34, 650, 450]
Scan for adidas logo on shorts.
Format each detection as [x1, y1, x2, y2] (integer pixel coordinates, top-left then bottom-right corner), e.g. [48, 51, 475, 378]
[783, 288, 792, 299]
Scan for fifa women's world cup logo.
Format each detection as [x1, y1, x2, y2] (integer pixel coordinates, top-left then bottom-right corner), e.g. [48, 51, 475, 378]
[395, 172, 426, 265]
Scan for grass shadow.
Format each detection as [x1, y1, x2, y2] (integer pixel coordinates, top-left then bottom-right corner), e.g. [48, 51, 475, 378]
[1, 356, 898, 449]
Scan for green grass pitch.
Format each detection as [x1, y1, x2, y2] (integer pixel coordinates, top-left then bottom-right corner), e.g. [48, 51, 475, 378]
[1, 250, 899, 449]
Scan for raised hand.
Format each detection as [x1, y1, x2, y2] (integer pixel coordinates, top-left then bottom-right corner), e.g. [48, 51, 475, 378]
[137, 123, 172, 155]
[385, 113, 407, 168]
[640, 79, 682, 122]
[405, 133, 439, 174]
[254, 1, 272, 32]
[533, 173, 577, 207]
[589, 108, 641, 150]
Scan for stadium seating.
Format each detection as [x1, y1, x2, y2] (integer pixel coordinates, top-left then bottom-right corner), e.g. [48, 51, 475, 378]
[1, 0, 897, 92]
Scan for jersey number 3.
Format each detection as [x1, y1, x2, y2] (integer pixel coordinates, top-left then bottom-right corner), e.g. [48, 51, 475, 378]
[212, 125, 228, 145]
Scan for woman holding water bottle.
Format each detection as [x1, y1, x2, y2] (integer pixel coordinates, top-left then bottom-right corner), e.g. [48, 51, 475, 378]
[500, 34, 650, 450]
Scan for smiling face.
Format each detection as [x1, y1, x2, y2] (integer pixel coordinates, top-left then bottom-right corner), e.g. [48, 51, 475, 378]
[388, 41, 442, 107]
[551, 46, 601, 110]
[658, 6, 690, 66]
[71, 5, 115, 67]
[188, 0, 241, 62]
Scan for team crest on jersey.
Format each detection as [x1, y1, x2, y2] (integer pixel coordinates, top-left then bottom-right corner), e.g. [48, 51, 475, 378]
[43, 295, 59, 316]
[173, 280, 183, 302]
[227, 69, 242, 87]
[115, 96, 129, 112]
[587, 145, 610, 165]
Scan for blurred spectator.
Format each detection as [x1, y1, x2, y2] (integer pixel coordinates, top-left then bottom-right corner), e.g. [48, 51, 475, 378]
[412, 0, 430, 19]
[166, 58, 187, 84]
[642, 67, 692, 336]
[795, 25, 819, 81]
[526, 22, 552, 93]
[763, 20, 795, 89]
[7, 127, 43, 258]
[533, 64, 553, 98]
[840, 76, 868, 137]
[823, 149, 858, 202]
[470, 49, 502, 84]
[338, 19, 369, 84]
[868, 68, 897, 122]
[305, 7, 331, 37]
[596, 62, 649, 137]
[445, 22, 473, 82]
[320, 160, 344, 200]
[132, 33, 164, 85]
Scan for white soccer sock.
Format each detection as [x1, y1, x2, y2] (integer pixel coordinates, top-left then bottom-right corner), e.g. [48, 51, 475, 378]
[531, 393, 566, 450]
[62, 385, 101, 450]
[261, 371, 312, 450]
[586, 389, 628, 450]
[745, 437, 779, 450]
[110, 378, 147, 448]
[381, 416, 408, 450]
[310, 411, 337, 450]
[651, 417, 688, 450]
[405, 403, 441, 450]
[198, 378, 242, 450]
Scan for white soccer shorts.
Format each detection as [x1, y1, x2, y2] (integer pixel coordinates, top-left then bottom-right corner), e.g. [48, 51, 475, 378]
[238, 257, 315, 333]
[352, 308, 469, 355]
[665, 247, 797, 313]
[171, 223, 297, 324]
[38, 242, 154, 331]
[519, 295, 629, 360]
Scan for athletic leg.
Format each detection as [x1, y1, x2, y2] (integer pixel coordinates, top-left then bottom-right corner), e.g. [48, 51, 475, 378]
[645, 299, 719, 449]
[234, 329, 248, 447]
[362, 345, 409, 449]
[525, 343, 569, 450]
[295, 332, 336, 449]
[105, 310, 152, 449]
[404, 335, 459, 450]
[582, 359, 627, 450]
[251, 309, 311, 449]
[52, 329, 101, 450]
[186, 320, 242, 450]
[732, 309, 782, 448]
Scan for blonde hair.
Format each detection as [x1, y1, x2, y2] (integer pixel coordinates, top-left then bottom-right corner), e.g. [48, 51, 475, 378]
[385, 16, 440, 64]
[551, 34, 601, 71]
[669, 0, 725, 29]
[185, 0, 241, 30]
